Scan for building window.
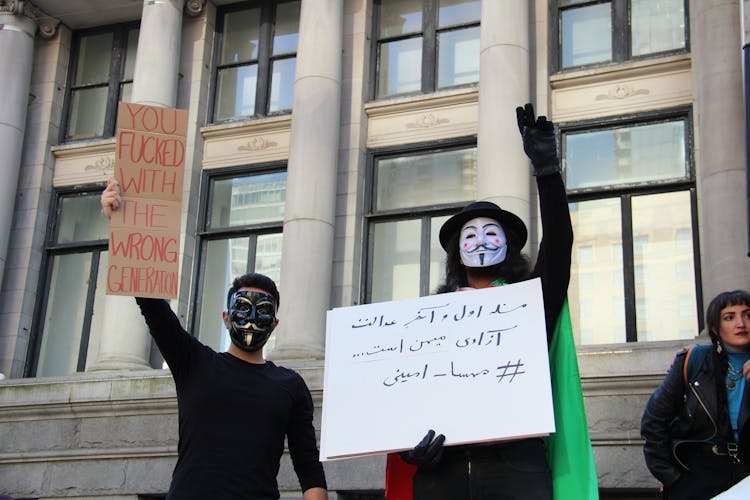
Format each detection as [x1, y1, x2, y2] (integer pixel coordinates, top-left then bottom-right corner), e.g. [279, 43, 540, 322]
[373, 0, 480, 99]
[192, 167, 286, 352]
[564, 109, 701, 345]
[62, 24, 139, 141]
[212, 0, 300, 123]
[27, 189, 110, 376]
[554, 0, 688, 71]
[365, 142, 477, 303]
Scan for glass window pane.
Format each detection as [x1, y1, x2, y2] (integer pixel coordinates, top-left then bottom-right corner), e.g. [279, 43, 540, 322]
[429, 215, 450, 294]
[631, 0, 685, 56]
[198, 237, 249, 351]
[197, 234, 282, 354]
[74, 32, 113, 85]
[37, 253, 91, 376]
[632, 191, 697, 341]
[123, 28, 139, 81]
[378, 37, 422, 97]
[273, 1, 300, 56]
[379, 0, 423, 37]
[371, 219, 421, 302]
[569, 198, 626, 345]
[120, 82, 132, 103]
[561, 3, 611, 68]
[269, 58, 296, 112]
[86, 251, 109, 370]
[376, 148, 476, 211]
[439, 0, 481, 27]
[438, 26, 479, 88]
[57, 194, 110, 243]
[221, 8, 261, 64]
[565, 120, 686, 189]
[209, 172, 286, 228]
[254, 233, 283, 353]
[216, 65, 258, 120]
[67, 87, 108, 139]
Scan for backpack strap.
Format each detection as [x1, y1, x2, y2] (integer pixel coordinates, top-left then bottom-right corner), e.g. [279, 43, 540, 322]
[683, 344, 710, 385]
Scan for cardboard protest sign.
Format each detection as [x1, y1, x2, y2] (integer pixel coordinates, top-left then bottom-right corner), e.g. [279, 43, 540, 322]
[320, 278, 554, 460]
[107, 102, 188, 299]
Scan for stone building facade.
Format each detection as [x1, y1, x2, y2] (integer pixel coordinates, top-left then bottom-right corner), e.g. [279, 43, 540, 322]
[0, 0, 749, 498]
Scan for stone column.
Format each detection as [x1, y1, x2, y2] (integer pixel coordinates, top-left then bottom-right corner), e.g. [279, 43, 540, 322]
[476, 0, 532, 245]
[692, 0, 750, 302]
[0, 4, 36, 295]
[271, 0, 343, 360]
[91, 0, 186, 371]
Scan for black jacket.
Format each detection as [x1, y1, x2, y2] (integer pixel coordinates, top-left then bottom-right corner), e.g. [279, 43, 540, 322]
[641, 348, 750, 495]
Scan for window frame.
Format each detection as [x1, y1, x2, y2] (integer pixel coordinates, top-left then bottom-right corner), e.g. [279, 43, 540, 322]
[189, 163, 287, 336]
[560, 106, 703, 342]
[551, 0, 690, 73]
[26, 186, 109, 376]
[362, 137, 477, 304]
[370, 0, 481, 100]
[209, 0, 300, 124]
[60, 22, 140, 142]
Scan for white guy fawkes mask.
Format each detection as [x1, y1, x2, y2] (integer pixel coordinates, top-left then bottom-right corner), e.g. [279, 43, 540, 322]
[459, 217, 507, 267]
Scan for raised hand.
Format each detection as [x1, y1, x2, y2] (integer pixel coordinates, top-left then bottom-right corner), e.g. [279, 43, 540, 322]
[399, 429, 445, 469]
[100, 178, 122, 219]
[515, 103, 560, 176]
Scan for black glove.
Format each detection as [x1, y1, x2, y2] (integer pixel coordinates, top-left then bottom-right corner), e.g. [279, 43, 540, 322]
[399, 429, 445, 469]
[516, 103, 560, 176]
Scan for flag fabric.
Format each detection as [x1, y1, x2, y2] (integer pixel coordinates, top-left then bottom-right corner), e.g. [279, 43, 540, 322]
[384, 452, 416, 500]
[546, 299, 599, 499]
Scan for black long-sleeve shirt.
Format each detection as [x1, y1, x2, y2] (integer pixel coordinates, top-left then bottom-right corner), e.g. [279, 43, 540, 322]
[136, 297, 327, 500]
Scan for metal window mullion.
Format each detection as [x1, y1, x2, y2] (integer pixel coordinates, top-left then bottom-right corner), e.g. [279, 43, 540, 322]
[76, 251, 101, 372]
[621, 194, 637, 342]
[256, 1, 274, 116]
[419, 216, 431, 297]
[612, 0, 629, 62]
[246, 234, 258, 273]
[689, 187, 704, 331]
[422, 0, 437, 93]
[104, 26, 126, 137]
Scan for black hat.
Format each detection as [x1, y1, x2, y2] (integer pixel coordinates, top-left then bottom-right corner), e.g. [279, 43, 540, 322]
[438, 201, 528, 251]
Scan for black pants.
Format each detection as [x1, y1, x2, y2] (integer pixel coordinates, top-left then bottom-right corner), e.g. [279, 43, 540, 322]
[413, 438, 552, 500]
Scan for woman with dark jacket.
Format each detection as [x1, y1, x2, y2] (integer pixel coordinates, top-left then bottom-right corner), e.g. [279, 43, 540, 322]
[641, 290, 750, 499]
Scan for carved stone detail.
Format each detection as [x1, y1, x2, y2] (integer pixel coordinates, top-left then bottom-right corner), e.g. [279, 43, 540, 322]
[406, 113, 450, 129]
[84, 156, 115, 173]
[595, 84, 650, 101]
[185, 0, 205, 17]
[0, 1, 60, 38]
[238, 137, 278, 151]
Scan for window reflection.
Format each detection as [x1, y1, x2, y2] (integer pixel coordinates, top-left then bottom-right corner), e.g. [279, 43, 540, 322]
[37, 254, 91, 376]
[631, 0, 685, 57]
[632, 191, 697, 341]
[376, 148, 476, 211]
[209, 172, 286, 228]
[371, 220, 421, 302]
[438, 27, 480, 88]
[561, 2, 611, 68]
[565, 120, 686, 189]
[569, 198, 626, 344]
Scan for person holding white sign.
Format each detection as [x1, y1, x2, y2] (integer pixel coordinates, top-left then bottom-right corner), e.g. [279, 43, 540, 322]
[384, 103, 595, 500]
[100, 181, 329, 500]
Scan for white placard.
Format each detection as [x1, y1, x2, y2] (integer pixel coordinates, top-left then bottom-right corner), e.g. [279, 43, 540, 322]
[320, 278, 554, 460]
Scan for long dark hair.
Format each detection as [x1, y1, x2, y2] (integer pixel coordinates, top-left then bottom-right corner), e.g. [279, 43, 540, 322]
[705, 290, 750, 443]
[435, 231, 531, 294]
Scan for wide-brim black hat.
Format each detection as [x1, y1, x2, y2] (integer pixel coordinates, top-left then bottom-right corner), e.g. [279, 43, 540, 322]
[439, 200, 528, 251]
